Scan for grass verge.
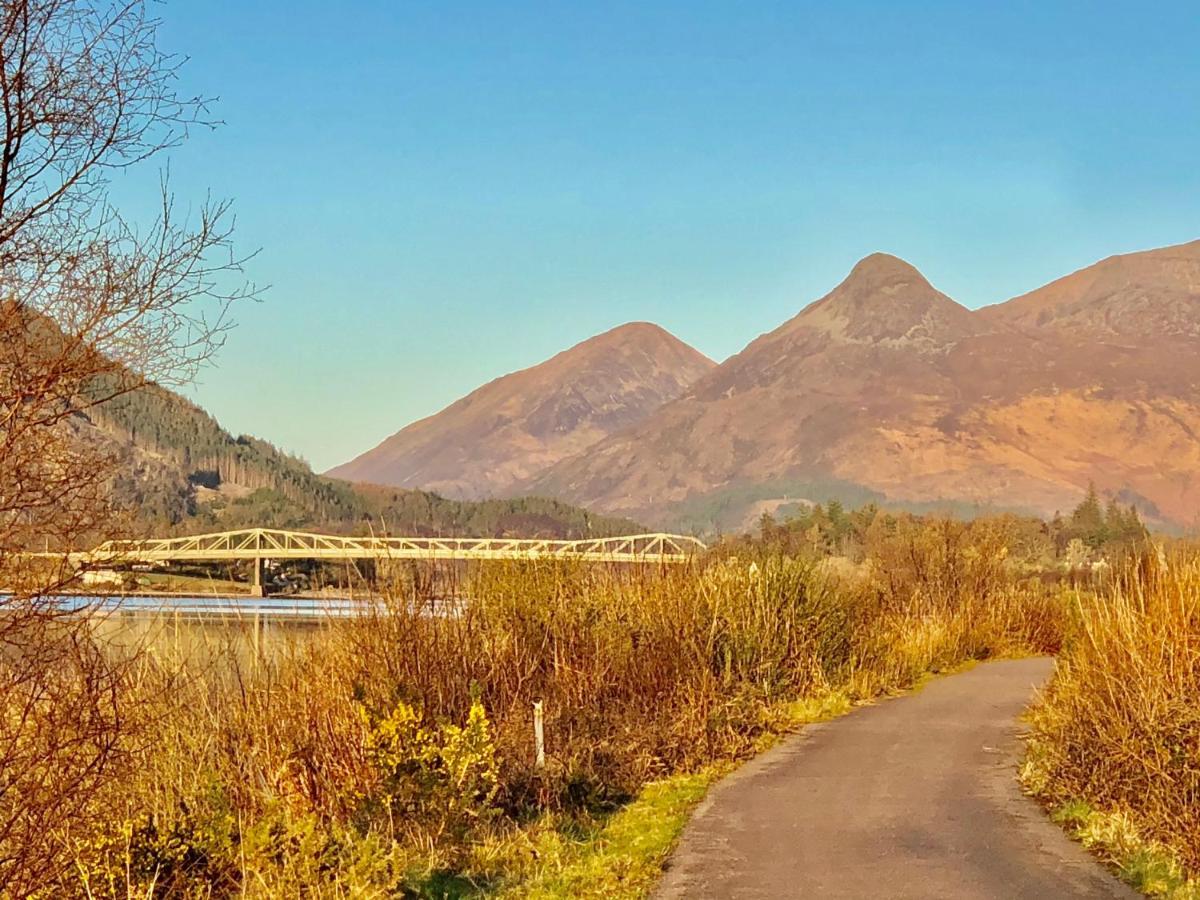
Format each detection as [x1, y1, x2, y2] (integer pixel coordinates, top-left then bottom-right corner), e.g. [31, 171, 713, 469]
[466, 690, 857, 899]
[494, 767, 726, 899]
[1021, 791, 1200, 899]
[495, 680, 975, 899]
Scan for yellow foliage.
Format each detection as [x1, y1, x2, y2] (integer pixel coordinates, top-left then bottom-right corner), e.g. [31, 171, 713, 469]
[359, 697, 499, 839]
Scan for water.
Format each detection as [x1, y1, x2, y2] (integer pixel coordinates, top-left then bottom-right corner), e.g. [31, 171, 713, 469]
[16, 593, 471, 621]
[35, 594, 379, 620]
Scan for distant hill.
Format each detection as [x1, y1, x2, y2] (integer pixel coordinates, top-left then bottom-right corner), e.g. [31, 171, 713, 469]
[326, 322, 715, 498]
[85, 379, 642, 539]
[528, 241, 1200, 531]
[91, 239, 1200, 538]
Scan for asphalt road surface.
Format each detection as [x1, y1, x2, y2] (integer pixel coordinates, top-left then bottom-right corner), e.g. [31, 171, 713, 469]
[656, 658, 1137, 899]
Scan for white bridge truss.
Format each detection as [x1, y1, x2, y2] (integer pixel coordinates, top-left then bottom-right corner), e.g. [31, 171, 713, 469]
[81, 528, 707, 566]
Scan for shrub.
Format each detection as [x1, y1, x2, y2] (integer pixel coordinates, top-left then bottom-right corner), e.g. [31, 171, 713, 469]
[358, 697, 499, 842]
[1025, 551, 1200, 874]
[44, 515, 1065, 896]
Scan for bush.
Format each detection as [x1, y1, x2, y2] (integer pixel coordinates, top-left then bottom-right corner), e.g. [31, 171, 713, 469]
[1024, 551, 1200, 875]
[46, 515, 1064, 896]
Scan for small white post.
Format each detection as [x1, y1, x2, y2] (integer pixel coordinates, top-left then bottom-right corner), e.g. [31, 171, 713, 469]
[533, 700, 545, 768]
[253, 610, 262, 664]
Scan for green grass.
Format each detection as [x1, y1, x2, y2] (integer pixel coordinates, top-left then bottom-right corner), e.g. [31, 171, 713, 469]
[777, 690, 854, 727]
[1028, 793, 1200, 897]
[484, 688, 887, 898]
[495, 768, 725, 899]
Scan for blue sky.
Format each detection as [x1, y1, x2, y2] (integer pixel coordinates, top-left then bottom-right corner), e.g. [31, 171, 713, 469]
[127, 1, 1200, 471]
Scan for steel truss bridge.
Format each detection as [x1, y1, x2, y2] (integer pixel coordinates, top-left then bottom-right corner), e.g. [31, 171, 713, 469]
[80, 528, 707, 567]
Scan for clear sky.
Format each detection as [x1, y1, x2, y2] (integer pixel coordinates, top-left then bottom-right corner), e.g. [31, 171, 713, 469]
[127, 1, 1200, 471]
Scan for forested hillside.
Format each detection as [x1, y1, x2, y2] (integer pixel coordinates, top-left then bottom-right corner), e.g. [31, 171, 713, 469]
[87, 379, 641, 538]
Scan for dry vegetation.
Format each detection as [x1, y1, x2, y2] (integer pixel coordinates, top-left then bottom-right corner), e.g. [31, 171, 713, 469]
[1023, 553, 1200, 894]
[0, 1, 250, 893]
[8, 504, 1200, 898]
[17, 515, 1066, 897]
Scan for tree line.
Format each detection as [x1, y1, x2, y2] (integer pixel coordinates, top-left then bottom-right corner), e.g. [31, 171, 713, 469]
[90, 378, 640, 539]
[747, 484, 1149, 566]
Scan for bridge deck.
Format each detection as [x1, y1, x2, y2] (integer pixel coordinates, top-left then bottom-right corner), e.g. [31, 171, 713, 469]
[69, 528, 706, 566]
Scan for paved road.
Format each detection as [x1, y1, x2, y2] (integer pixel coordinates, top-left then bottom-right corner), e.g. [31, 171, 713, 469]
[656, 658, 1136, 899]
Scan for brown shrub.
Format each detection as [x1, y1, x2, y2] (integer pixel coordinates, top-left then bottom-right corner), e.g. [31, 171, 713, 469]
[45, 519, 1068, 895]
[1025, 550, 1200, 872]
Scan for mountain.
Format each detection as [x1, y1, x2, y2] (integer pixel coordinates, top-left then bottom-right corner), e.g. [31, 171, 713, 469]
[82, 380, 642, 539]
[529, 242, 1200, 531]
[327, 322, 715, 498]
[93, 239, 1200, 536]
[527, 254, 998, 527]
[981, 239, 1200, 338]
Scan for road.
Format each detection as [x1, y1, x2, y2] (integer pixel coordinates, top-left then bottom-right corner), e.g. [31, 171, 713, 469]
[656, 658, 1136, 899]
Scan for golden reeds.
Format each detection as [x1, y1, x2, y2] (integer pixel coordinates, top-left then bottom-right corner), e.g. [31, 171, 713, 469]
[1025, 550, 1200, 875]
[43, 518, 1066, 896]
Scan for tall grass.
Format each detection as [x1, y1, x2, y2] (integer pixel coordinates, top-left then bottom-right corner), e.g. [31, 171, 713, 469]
[43, 517, 1063, 897]
[1024, 552, 1200, 882]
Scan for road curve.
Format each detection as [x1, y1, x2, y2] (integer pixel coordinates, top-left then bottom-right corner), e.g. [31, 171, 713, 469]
[656, 658, 1136, 899]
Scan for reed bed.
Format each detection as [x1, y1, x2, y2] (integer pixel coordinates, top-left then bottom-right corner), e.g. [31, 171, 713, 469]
[30, 517, 1064, 897]
[1023, 552, 1200, 886]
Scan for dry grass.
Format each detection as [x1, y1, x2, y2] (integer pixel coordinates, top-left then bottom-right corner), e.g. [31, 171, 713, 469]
[21, 516, 1066, 897]
[1024, 551, 1200, 885]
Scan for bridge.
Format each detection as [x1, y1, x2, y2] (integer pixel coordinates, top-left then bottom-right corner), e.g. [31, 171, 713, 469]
[77, 528, 707, 595]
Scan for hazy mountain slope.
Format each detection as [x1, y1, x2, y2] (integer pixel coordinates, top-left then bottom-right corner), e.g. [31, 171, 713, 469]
[530, 244, 1200, 531]
[326, 322, 715, 498]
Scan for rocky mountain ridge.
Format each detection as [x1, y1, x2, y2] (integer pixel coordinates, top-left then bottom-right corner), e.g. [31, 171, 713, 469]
[526, 240, 1200, 530]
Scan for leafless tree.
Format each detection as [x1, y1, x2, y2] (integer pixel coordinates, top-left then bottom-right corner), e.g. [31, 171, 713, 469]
[0, 1, 254, 891]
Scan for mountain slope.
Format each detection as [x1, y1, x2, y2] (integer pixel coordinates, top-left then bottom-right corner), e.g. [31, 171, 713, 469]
[980, 239, 1200, 338]
[529, 254, 999, 525]
[85, 381, 642, 538]
[530, 244, 1200, 531]
[326, 322, 715, 499]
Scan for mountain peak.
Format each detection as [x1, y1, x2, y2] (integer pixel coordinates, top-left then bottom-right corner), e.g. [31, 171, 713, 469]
[599, 320, 669, 338]
[844, 252, 930, 287]
[788, 253, 977, 350]
[326, 321, 715, 498]
[582, 321, 665, 344]
[550, 321, 715, 370]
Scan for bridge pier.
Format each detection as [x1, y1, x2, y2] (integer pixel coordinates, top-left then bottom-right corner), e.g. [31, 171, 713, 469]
[250, 557, 266, 597]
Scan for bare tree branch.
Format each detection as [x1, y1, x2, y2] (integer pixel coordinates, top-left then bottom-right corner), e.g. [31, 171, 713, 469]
[0, 2, 253, 891]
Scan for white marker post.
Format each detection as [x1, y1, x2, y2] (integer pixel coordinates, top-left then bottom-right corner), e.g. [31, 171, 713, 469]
[533, 700, 546, 768]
